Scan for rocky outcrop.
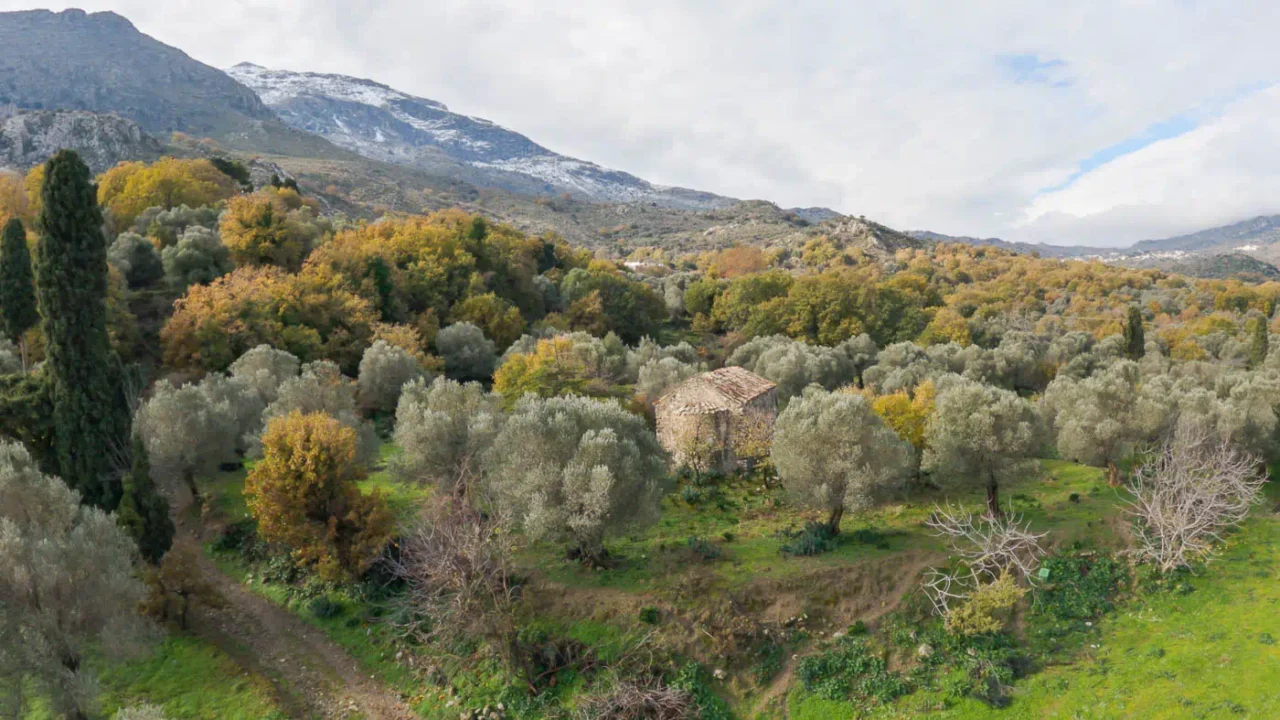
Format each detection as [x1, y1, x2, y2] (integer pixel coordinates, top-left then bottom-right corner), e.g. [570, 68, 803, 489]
[0, 109, 161, 173]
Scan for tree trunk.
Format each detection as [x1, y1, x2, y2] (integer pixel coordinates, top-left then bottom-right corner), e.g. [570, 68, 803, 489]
[827, 505, 845, 535]
[61, 653, 89, 720]
[1105, 460, 1121, 487]
[184, 468, 201, 507]
[986, 474, 1001, 518]
[18, 337, 27, 374]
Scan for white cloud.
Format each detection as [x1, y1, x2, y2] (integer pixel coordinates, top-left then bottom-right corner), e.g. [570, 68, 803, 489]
[4, 0, 1280, 246]
[1020, 85, 1280, 245]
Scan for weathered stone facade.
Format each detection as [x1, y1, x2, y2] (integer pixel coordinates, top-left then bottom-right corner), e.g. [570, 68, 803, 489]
[654, 367, 778, 473]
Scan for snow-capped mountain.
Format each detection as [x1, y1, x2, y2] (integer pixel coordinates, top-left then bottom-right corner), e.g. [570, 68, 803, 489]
[226, 63, 732, 210]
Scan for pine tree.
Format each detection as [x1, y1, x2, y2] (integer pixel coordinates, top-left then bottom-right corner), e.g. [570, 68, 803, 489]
[0, 217, 37, 370]
[34, 150, 132, 509]
[118, 434, 175, 564]
[1123, 305, 1145, 360]
[1250, 314, 1270, 369]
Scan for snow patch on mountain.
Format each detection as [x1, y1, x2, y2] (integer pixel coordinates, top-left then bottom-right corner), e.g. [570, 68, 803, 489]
[230, 62, 445, 112]
[225, 62, 733, 209]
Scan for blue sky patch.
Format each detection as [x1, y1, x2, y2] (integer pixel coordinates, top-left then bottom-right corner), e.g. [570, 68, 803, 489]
[997, 53, 1071, 87]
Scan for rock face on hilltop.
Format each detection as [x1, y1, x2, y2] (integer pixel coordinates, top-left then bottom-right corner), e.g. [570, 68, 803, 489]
[0, 9, 346, 158]
[225, 62, 737, 210]
[0, 110, 162, 173]
[0, 9, 273, 135]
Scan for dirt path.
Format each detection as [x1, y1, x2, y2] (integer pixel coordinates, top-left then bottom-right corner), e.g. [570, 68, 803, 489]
[748, 551, 940, 719]
[179, 513, 417, 720]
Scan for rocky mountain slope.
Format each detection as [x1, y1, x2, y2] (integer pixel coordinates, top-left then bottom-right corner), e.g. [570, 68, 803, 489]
[0, 9, 348, 158]
[1128, 215, 1280, 256]
[907, 230, 1092, 258]
[913, 217, 1280, 279]
[0, 109, 162, 173]
[225, 63, 739, 210]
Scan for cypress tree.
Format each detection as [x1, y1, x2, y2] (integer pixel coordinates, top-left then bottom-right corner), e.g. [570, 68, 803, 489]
[1250, 314, 1270, 369]
[118, 434, 175, 564]
[0, 217, 38, 370]
[34, 150, 132, 509]
[1123, 305, 1145, 360]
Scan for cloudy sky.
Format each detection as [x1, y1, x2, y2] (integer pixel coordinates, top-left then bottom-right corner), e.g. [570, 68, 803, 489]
[8, 1, 1280, 246]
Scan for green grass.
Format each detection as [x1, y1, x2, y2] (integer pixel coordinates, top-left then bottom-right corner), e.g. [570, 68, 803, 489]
[786, 489, 1280, 719]
[197, 447, 1280, 719]
[23, 636, 285, 720]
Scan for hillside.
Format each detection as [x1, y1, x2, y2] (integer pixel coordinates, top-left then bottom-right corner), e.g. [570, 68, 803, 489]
[0, 9, 349, 159]
[913, 215, 1280, 268]
[1123, 250, 1280, 281]
[226, 62, 736, 210]
[0, 109, 161, 172]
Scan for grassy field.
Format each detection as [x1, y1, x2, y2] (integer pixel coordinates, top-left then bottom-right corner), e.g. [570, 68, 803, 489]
[197, 445, 1154, 718]
[21, 636, 284, 720]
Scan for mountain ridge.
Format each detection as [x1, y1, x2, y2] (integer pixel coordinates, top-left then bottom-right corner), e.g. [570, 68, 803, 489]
[225, 62, 745, 210]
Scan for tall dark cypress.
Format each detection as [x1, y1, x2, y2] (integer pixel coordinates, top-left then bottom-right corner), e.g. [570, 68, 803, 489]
[35, 150, 131, 509]
[0, 217, 38, 370]
[1250, 314, 1270, 369]
[1123, 305, 1145, 361]
[117, 434, 175, 564]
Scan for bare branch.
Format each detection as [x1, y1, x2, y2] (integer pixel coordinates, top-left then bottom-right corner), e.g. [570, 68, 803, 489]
[1125, 424, 1265, 573]
[921, 504, 1046, 618]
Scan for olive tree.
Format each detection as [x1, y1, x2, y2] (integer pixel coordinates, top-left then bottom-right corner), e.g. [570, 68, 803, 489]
[1042, 361, 1166, 485]
[261, 360, 379, 464]
[437, 322, 497, 381]
[728, 335, 854, 403]
[837, 333, 879, 388]
[635, 357, 705, 403]
[485, 395, 668, 563]
[196, 372, 266, 453]
[862, 342, 937, 394]
[771, 387, 913, 533]
[160, 225, 234, 291]
[357, 340, 429, 414]
[107, 232, 165, 289]
[0, 441, 151, 720]
[228, 344, 300, 405]
[923, 378, 1042, 517]
[624, 337, 700, 382]
[392, 377, 505, 495]
[135, 382, 239, 505]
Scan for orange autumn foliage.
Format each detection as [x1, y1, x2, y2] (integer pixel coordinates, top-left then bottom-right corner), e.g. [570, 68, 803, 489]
[244, 411, 393, 583]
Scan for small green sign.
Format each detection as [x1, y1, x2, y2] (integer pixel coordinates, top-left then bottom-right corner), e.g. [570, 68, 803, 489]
[1037, 567, 1051, 580]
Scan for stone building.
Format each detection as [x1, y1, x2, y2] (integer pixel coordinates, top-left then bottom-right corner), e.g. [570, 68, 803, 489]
[654, 366, 778, 473]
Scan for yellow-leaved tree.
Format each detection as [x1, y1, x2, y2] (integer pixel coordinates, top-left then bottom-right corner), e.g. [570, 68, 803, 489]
[97, 158, 239, 231]
[244, 411, 393, 583]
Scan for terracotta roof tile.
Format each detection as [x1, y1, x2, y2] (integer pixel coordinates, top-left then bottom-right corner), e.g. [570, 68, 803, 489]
[654, 367, 776, 415]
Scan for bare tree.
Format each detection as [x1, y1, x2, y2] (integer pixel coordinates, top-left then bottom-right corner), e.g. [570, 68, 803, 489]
[1125, 426, 1265, 573]
[921, 504, 1047, 618]
[389, 497, 528, 683]
[576, 680, 697, 720]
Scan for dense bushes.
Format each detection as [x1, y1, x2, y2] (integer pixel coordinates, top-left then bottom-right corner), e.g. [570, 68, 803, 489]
[244, 411, 392, 582]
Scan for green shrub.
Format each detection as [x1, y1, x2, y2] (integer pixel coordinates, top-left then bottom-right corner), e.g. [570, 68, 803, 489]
[668, 662, 733, 720]
[308, 596, 344, 619]
[779, 521, 839, 556]
[638, 606, 660, 624]
[946, 572, 1026, 637]
[796, 636, 911, 703]
[1034, 552, 1128, 633]
[752, 640, 786, 684]
[686, 536, 721, 561]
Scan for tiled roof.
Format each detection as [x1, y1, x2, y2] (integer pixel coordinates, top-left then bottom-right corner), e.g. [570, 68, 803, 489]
[654, 366, 776, 415]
